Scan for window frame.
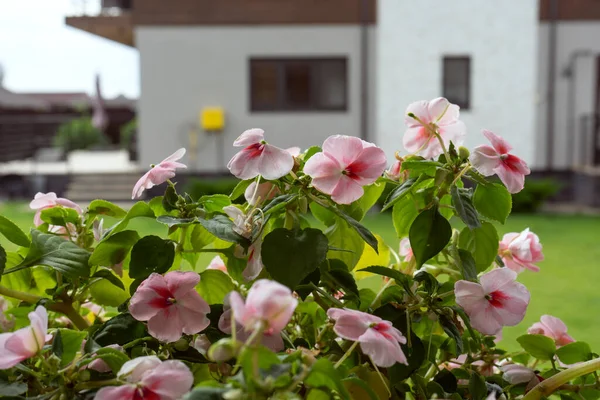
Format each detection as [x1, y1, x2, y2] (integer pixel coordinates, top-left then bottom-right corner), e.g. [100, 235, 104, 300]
[249, 57, 348, 112]
[442, 56, 471, 110]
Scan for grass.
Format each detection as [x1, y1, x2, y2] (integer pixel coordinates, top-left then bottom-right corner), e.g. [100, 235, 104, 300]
[1, 202, 600, 351]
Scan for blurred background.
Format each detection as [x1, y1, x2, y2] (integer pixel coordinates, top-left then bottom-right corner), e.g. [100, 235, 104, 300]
[0, 0, 599, 348]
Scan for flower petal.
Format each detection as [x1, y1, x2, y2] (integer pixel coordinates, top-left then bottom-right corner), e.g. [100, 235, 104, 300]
[480, 268, 518, 294]
[322, 135, 365, 167]
[177, 293, 211, 335]
[494, 164, 526, 194]
[330, 175, 365, 205]
[129, 274, 170, 321]
[147, 307, 184, 343]
[359, 329, 408, 367]
[142, 360, 194, 399]
[327, 308, 378, 340]
[118, 355, 162, 382]
[0, 332, 26, 369]
[258, 144, 294, 180]
[165, 271, 200, 299]
[405, 100, 431, 127]
[94, 385, 137, 400]
[160, 148, 186, 164]
[29, 192, 57, 209]
[234, 128, 264, 147]
[227, 146, 263, 180]
[132, 170, 154, 199]
[483, 130, 512, 154]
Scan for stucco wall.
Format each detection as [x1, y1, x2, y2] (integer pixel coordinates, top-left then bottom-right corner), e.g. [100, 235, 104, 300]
[376, 0, 538, 167]
[136, 26, 376, 172]
[537, 22, 600, 169]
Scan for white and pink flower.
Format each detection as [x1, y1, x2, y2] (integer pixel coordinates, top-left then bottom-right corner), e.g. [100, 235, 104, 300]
[228, 280, 297, 347]
[327, 308, 408, 368]
[95, 356, 193, 400]
[403, 97, 466, 159]
[129, 271, 210, 343]
[0, 306, 50, 369]
[304, 135, 387, 204]
[454, 268, 530, 335]
[499, 229, 544, 273]
[132, 148, 187, 199]
[244, 181, 280, 206]
[207, 255, 228, 273]
[501, 364, 542, 391]
[29, 192, 82, 227]
[528, 315, 574, 347]
[471, 130, 530, 193]
[227, 128, 294, 180]
[399, 238, 413, 262]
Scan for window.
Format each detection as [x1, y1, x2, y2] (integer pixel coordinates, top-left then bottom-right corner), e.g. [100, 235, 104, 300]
[443, 56, 471, 109]
[250, 58, 347, 111]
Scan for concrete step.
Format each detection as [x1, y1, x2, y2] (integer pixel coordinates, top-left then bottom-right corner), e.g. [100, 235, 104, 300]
[65, 173, 140, 202]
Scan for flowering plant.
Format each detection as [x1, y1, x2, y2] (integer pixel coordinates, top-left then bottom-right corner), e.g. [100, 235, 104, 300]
[0, 97, 595, 400]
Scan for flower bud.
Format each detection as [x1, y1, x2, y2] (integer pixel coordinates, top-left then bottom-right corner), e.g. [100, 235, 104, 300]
[78, 369, 91, 382]
[458, 146, 470, 160]
[208, 338, 240, 362]
[193, 334, 211, 356]
[173, 338, 189, 352]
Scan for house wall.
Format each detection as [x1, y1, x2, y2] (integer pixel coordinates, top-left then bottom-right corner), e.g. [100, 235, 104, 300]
[376, 0, 539, 167]
[537, 22, 600, 169]
[136, 26, 376, 172]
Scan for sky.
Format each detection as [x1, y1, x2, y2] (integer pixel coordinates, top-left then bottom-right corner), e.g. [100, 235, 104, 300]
[0, 0, 139, 98]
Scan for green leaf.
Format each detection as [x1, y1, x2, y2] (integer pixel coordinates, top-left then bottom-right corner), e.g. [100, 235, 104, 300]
[342, 181, 385, 220]
[439, 313, 463, 353]
[262, 194, 297, 215]
[306, 389, 330, 400]
[0, 215, 30, 247]
[325, 218, 364, 270]
[199, 194, 231, 213]
[332, 209, 378, 253]
[94, 346, 130, 372]
[196, 215, 250, 247]
[40, 207, 81, 226]
[6, 230, 90, 278]
[457, 249, 478, 281]
[183, 387, 227, 400]
[90, 277, 130, 307]
[304, 145, 322, 161]
[238, 345, 280, 388]
[401, 159, 442, 175]
[92, 313, 147, 346]
[383, 178, 419, 211]
[556, 342, 592, 365]
[451, 186, 481, 229]
[0, 380, 27, 396]
[163, 185, 179, 212]
[229, 179, 251, 201]
[434, 369, 458, 393]
[473, 183, 512, 224]
[197, 270, 235, 305]
[89, 230, 140, 266]
[392, 194, 419, 238]
[469, 371, 488, 400]
[305, 358, 351, 399]
[343, 377, 380, 400]
[91, 269, 125, 290]
[57, 329, 87, 366]
[310, 202, 337, 227]
[517, 334, 556, 360]
[109, 202, 155, 235]
[409, 208, 452, 267]
[262, 228, 328, 290]
[156, 215, 196, 227]
[358, 266, 412, 295]
[0, 245, 5, 276]
[129, 235, 175, 279]
[87, 199, 127, 219]
[458, 222, 499, 272]
[52, 329, 63, 358]
[322, 260, 359, 298]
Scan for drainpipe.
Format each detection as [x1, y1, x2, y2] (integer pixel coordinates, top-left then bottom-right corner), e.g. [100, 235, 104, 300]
[359, 0, 369, 141]
[564, 50, 592, 168]
[545, 0, 558, 170]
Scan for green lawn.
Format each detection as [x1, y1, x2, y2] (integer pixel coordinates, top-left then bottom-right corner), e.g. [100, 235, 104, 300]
[1, 202, 600, 351]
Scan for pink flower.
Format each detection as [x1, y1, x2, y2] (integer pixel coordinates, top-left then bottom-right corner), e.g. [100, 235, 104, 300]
[218, 294, 284, 352]
[29, 192, 82, 227]
[87, 344, 123, 373]
[528, 315, 574, 347]
[207, 255, 228, 273]
[403, 97, 466, 159]
[227, 128, 294, 180]
[95, 356, 193, 400]
[0, 306, 50, 369]
[244, 181, 280, 205]
[93, 218, 105, 242]
[327, 308, 407, 368]
[129, 272, 210, 343]
[193, 335, 211, 356]
[222, 205, 264, 280]
[229, 280, 297, 343]
[132, 148, 187, 199]
[455, 268, 530, 335]
[501, 364, 541, 391]
[471, 130, 531, 193]
[304, 135, 387, 204]
[399, 238, 413, 262]
[499, 229, 544, 273]
[287, 147, 301, 157]
[385, 159, 404, 181]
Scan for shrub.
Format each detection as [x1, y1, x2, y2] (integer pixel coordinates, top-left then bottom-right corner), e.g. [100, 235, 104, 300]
[512, 178, 562, 213]
[184, 177, 240, 199]
[52, 117, 109, 154]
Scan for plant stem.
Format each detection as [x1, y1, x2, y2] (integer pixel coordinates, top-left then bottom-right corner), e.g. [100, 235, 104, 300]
[451, 164, 471, 185]
[334, 341, 359, 368]
[0, 285, 42, 304]
[523, 358, 600, 400]
[370, 278, 394, 309]
[50, 302, 90, 330]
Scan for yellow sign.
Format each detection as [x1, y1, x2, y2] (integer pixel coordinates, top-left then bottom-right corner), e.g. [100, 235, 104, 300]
[201, 107, 225, 131]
